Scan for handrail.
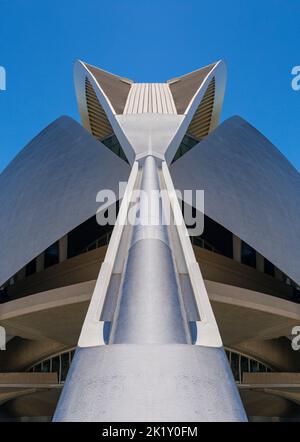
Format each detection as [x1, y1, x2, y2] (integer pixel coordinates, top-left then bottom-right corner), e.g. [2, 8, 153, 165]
[190, 236, 220, 254]
[80, 231, 113, 254]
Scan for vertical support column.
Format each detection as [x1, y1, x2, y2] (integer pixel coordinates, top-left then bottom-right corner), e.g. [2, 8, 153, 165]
[59, 235, 68, 263]
[17, 267, 26, 281]
[275, 268, 284, 282]
[256, 253, 264, 272]
[36, 253, 44, 272]
[232, 235, 241, 263]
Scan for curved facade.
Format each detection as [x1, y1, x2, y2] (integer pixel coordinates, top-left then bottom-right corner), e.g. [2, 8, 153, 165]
[0, 59, 299, 422]
[171, 116, 300, 286]
[0, 116, 130, 287]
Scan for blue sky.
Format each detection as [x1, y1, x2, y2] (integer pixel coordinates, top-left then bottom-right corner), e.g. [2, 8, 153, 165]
[0, 0, 299, 172]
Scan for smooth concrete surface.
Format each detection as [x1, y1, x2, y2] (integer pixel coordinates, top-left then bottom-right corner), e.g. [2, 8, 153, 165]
[171, 116, 300, 286]
[53, 344, 247, 422]
[0, 116, 130, 287]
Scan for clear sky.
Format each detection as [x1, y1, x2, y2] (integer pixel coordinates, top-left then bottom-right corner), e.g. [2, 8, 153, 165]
[0, 0, 299, 172]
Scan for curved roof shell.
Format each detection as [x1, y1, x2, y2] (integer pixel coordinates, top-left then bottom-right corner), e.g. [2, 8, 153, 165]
[0, 116, 130, 286]
[171, 116, 300, 285]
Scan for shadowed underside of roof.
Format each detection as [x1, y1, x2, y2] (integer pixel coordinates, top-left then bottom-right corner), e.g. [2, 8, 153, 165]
[167, 63, 217, 114]
[84, 63, 133, 114]
[186, 77, 215, 139]
[85, 78, 129, 162]
[172, 77, 216, 162]
[85, 77, 113, 140]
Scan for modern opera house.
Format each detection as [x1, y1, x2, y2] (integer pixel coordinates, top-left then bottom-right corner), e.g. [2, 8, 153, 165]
[0, 60, 300, 422]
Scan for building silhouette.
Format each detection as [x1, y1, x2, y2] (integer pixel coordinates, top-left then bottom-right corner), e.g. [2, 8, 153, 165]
[0, 60, 300, 421]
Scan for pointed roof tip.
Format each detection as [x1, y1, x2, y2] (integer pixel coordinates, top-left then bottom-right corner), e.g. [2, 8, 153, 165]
[216, 59, 227, 71]
[75, 59, 226, 85]
[74, 59, 86, 68]
[75, 60, 134, 84]
[166, 60, 225, 84]
[167, 60, 226, 114]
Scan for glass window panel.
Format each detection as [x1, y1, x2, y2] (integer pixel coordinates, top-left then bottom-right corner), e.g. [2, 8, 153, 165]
[61, 352, 69, 382]
[258, 363, 264, 372]
[44, 241, 59, 268]
[101, 135, 128, 164]
[41, 360, 50, 373]
[264, 258, 275, 276]
[241, 356, 249, 377]
[25, 258, 36, 277]
[231, 352, 239, 382]
[250, 359, 260, 373]
[241, 241, 256, 268]
[52, 356, 60, 377]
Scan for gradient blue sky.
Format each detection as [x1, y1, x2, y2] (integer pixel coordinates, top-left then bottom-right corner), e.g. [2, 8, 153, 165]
[0, 0, 299, 172]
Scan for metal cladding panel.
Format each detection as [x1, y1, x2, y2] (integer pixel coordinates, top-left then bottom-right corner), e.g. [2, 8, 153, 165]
[124, 83, 177, 115]
[0, 116, 130, 287]
[171, 116, 300, 286]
